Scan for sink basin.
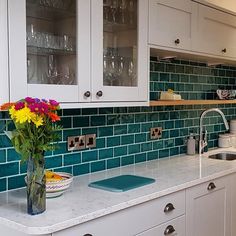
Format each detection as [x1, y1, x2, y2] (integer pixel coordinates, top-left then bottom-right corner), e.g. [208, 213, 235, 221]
[208, 152, 236, 161]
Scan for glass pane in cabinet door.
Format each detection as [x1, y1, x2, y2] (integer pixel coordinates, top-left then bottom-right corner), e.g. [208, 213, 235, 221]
[26, 0, 77, 85]
[103, 0, 137, 87]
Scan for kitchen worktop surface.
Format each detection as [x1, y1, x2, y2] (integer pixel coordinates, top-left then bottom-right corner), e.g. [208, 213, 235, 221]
[1, 147, 236, 235]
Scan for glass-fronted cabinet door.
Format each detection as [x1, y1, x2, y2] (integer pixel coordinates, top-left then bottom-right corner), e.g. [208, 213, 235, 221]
[8, 0, 90, 103]
[91, 0, 148, 102]
[0, 0, 9, 104]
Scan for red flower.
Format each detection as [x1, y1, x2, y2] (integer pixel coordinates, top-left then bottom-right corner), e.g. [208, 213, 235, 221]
[48, 112, 60, 122]
[0, 102, 15, 111]
[14, 102, 25, 110]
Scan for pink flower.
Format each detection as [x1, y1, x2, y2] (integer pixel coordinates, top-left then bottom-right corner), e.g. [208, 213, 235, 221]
[14, 102, 25, 110]
[25, 97, 35, 104]
[49, 99, 59, 107]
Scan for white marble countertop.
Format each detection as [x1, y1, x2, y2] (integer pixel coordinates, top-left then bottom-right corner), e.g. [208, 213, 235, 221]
[1, 147, 236, 235]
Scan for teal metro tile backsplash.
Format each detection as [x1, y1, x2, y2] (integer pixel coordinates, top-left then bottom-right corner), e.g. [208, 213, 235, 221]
[1, 59, 236, 192]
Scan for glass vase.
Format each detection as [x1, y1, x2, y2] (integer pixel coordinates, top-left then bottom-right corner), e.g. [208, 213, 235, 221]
[27, 152, 46, 215]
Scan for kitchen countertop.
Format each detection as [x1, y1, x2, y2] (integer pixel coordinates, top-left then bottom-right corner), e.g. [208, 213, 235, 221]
[1, 147, 236, 235]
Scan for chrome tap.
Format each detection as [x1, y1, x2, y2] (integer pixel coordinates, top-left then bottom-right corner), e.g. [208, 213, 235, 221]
[199, 108, 229, 155]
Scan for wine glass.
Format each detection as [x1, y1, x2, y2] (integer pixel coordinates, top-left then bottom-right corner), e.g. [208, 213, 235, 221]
[119, 0, 127, 24]
[110, 0, 118, 23]
[103, 54, 111, 85]
[103, 0, 111, 22]
[128, 59, 136, 86]
[116, 56, 124, 85]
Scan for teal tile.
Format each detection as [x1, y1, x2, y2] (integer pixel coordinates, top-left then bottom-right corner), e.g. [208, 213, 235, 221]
[164, 139, 175, 148]
[128, 144, 140, 154]
[147, 150, 159, 161]
[91, 160, 106, 173]
[73, 117, 89, 128]
[63, 129, 81, 141]
[64, 153, 81, 165]
[159, 149, 169, 158]
[53, 166, 72, 174]
[170, 129, 180, 138]
[128, 124, 140, 133]
[0, 178, 6, 191]
[153, 140, 163, 150]
[114, 125, 128, 135]
[107, 158, 120, 169]
[45, 155, 63, 169]
[73, 163, 90, 176]
[0, 135, 12, 148]
[53, 142, 67, 155]
[141, 123, 152, 132]
[114, 146, 127, 157]
[148, 113, 159, 121]
[99, 108, 114, 114]
[107, 136, 120, 147]
[82, 108, 98, 115]
[128, 107, 141, 113]
[0, 162, 19, 177]
[99, 127, 113, 137]
[8, 175, 25, 190]
[63, 109, 81, 116]
[120, 114, 135, 124]
[170, 147, 180, 156]
[141, 142, 152, 152]
[107, 115, 120, 125]
[150, 72, 159, 81]
[82, 150, 98, 163]
[99, 148, 113, 160]
[82, 128, 97, 135]
[7, 149, 21, 162]
[121, 134, 134, 145]
[135, 133, 146, 143]
[60, 117, 72, 128]
[0, 150, 6, 163]
[160, 73, 169, 82]
[96, 138, 106, 148]
[121, 155, 134, 166]
[135, 153, 146, 163]
[0, 120, 6, 134]
[91, 115, 106, 126]
[20, 162, 27, 174]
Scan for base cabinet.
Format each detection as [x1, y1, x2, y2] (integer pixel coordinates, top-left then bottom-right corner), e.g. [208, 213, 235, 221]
[186, 176, 231, 236]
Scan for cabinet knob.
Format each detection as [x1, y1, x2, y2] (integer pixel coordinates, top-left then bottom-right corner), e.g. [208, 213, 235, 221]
[164, 203, 175, 213]
[164, 225, 176, 235]
[222, 48, 227, 53]
[84, 91, 91, 98]
[207, 182, 216, 191]
[83, 234, 93, 236]
[96, 90, 103, 97]
[175, 38, 180, 45]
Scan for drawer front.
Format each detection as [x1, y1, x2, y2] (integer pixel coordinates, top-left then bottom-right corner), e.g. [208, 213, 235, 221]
[136, 215, 186, 236]
[54, 190, 185, 236]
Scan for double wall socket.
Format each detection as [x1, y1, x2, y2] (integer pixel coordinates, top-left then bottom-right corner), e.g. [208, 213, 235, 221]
[150, 127, 162, 139]
[67, 134, 96, 151]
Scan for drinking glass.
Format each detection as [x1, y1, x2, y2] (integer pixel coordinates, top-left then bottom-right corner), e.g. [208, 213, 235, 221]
[128, 59, 136, 86]
[110, 0, 118, 23]
[103, 0, 111, 22]
[119, 0, 127, 24]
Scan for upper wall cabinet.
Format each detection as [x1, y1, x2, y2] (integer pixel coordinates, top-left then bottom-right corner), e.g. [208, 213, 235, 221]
[0, 0, 9, 104]
[7, 0, 149, 106]
[192, 2, 236, 58]
[148, 0, 196, 51]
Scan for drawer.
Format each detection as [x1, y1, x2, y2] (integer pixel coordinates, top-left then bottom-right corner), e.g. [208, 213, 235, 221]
[136, 215, 185, 236]
[53, 190, 185, 236]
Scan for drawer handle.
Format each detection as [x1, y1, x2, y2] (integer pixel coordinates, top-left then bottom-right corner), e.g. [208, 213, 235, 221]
[164, 225, 176, 235]
[164, 203, 175, 213]
[96, 90, 103, 97]
[222, 48, 227, 53]
[207, 182, 216, 191]
[84, 91, 91, 98]
[175, 38, 180, 45]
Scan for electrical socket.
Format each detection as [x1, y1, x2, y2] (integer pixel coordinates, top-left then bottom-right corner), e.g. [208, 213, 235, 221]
[150, 127, 162, 140]
[85, 134, 96, 148]
[67, 135, 86, 151]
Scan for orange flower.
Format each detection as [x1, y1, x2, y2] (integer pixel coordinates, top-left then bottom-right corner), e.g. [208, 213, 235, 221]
[48, 112, 60, 122]
[0, 102, 15, 111]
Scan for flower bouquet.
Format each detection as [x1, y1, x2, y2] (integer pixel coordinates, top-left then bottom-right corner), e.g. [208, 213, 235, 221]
[0, 97, 61, 215]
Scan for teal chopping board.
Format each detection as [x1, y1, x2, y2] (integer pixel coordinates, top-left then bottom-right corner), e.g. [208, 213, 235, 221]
[88, 175, 155, 192]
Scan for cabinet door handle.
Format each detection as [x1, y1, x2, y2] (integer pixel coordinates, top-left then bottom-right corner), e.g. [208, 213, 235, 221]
[96, 90, 103, 97]
[222, 48, 227, 53]
[164, 225, 176, 235]
[207, 182, 216, 191]
[83, 234, 93, 236]
[84, 91, 91, 98]
[175, 38, 180, 45]
[164, 203, 175, 213]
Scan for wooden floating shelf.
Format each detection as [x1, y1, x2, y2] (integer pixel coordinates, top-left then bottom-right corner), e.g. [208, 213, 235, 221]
[149, 100, 236, 106]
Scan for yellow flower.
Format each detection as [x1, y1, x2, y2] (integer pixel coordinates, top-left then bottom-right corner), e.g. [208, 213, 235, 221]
[14, 107, 35, 124]
[9, 106, 17, 120]
[32, 115, 44, 128]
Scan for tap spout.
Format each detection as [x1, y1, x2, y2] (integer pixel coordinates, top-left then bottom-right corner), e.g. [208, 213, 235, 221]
[199, 108, 229, 155]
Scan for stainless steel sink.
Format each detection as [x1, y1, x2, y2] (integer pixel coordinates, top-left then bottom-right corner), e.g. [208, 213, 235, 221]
[208, 152, 236, 161]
